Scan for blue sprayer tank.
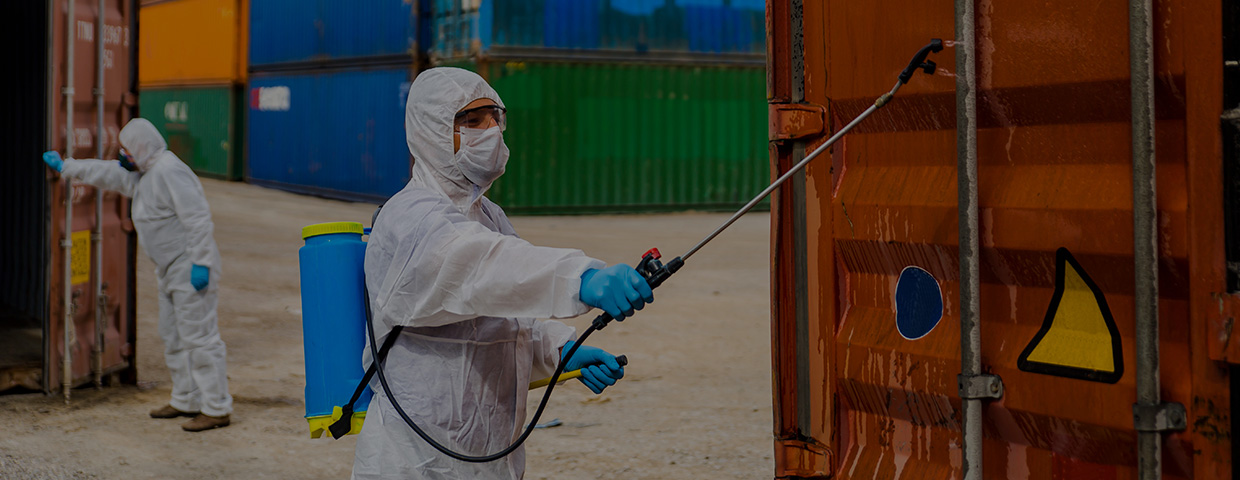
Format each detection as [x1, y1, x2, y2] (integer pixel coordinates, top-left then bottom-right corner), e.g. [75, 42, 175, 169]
[299, 221, 371, 438]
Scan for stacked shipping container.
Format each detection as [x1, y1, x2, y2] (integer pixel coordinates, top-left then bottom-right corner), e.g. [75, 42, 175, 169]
[434, 0, 769, 213]
[432, 0, 765, 59]
[472, 60, 766, 212]
[138, 0, 247, 179]
[246, 0, 767, 212]
[246, 0, 423, 202]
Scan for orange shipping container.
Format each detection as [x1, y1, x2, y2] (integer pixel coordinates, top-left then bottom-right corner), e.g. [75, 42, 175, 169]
[766, 0, 1234, 478]
[138, 0, 247, 86]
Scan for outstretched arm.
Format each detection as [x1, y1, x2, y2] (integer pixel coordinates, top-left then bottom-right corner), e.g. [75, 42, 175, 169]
[47, 151, 141, 198]
[366, 197, 605, 330]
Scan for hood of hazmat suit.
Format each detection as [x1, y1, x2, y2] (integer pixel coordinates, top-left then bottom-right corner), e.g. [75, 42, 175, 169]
[59, 117, 231, 417]
[352, 68, 605, 480]
[120, 117, 168, 172]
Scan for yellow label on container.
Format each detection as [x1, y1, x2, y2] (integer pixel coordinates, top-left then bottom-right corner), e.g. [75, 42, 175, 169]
[1017, 248, 1123, 384]
[71, 230, 91, 285]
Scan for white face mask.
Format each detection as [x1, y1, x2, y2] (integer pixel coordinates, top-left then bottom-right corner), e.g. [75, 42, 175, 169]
[454, 126, 509, 190]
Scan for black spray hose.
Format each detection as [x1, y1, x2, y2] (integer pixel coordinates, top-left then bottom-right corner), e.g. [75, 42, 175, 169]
[365, 282, 606, 463]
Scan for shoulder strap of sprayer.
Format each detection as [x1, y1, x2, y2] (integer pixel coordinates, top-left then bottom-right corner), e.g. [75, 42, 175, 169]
[329, 204, 398, 440]
[328, 324, 404, 439]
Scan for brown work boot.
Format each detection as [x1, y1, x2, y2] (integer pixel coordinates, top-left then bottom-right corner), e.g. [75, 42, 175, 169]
[181, 413, 231, 432]
[149, 405, 198, 419]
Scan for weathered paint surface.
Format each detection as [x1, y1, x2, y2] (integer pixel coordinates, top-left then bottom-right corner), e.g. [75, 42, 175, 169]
[769, 0, 1232, 478]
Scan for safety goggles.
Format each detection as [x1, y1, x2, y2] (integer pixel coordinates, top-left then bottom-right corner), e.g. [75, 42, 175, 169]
[454, 105, 507, 132]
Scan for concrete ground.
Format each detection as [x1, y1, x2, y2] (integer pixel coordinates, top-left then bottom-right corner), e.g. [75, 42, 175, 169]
[0, 179, 774, 479]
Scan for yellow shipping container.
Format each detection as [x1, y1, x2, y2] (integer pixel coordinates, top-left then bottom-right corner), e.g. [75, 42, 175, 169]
[138, 0, 247, 86]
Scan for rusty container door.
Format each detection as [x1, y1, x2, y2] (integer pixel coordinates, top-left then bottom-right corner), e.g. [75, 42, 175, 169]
[43, 0, 139, 396]
[768, 0, 1231, 478]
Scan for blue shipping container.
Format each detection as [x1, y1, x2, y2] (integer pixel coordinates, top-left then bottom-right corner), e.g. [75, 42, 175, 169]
[247, 67, 412, 202]
[432, 0, 765, 59]
[249, 0, 426, 67]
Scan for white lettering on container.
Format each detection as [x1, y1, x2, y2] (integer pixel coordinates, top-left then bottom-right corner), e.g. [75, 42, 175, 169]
[77, 21, 94, 42]
[76, 22, 128, 46]
[72, 185, 92, 204]
[164, 101, 189, 123]
[73, 128, 93, 150]
[75, 23, 128, 69]
[252, 86, 291, 112]
[102, 24, 125, 46]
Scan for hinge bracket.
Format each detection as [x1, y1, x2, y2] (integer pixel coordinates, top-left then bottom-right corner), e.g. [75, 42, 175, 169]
[774, 438, 831, 478]
[769, 102, 826, 142]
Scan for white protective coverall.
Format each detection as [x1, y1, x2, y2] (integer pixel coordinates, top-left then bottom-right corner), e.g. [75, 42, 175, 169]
[60, 118, 232, 417]
[352, 68, 605, 479]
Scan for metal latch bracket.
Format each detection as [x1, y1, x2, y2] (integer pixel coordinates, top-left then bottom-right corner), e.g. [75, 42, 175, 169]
[958, 374, 1004, 400]
[1133, 402, 1187, 432]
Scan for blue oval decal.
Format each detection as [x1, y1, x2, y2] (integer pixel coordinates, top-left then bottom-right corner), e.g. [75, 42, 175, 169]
[895, 266, 944, 340]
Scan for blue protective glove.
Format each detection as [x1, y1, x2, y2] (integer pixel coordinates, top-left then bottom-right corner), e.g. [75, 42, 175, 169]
[560, 340, 624, 394]
[190, 265, 210, 291]
[42, 151, 63, 172]
[579, 264, 654, 320]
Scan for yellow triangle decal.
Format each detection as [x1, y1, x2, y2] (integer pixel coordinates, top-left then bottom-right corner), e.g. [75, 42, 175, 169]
[1017, 248, 1123, 384]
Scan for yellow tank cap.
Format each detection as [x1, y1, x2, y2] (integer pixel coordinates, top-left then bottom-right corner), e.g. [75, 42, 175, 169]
[302, 221, 364, 239]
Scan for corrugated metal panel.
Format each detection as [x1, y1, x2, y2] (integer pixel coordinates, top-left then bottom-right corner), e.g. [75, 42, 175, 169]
[139, 0, 247, 86]
[769, 0, 1233, 477]
[473, 60, 767, 214]
[432, 0, 765, 60]
[246, 67, 413, 202]
[248, 0, 419, 68]
[139, 85, 244, 180]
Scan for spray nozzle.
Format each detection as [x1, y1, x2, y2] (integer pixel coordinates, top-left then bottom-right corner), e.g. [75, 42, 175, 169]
[591, 248, 683, 331]
[636, 248, 681, 290]
[898, 38, 944, 84]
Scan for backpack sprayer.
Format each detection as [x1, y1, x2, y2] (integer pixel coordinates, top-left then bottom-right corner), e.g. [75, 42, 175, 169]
[297, 38, 943, 461]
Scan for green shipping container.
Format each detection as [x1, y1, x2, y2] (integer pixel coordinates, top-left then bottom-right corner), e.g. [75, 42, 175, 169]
[460, 60, 768, 214]
[138, 85, 245, 180]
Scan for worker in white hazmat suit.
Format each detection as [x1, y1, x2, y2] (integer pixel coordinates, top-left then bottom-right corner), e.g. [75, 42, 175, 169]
[41, 118, 232, 432]
[353, 67, 652, 479]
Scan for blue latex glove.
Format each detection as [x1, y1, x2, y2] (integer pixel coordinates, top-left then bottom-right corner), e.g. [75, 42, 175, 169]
[190, 265, 210, 291]
[579, 264, 654, 320]
[42, 151, 63, 172]
[561, 341, 624, 394]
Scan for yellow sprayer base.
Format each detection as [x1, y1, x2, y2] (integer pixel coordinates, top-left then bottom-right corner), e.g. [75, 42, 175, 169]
[308, 406, 367, 438]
